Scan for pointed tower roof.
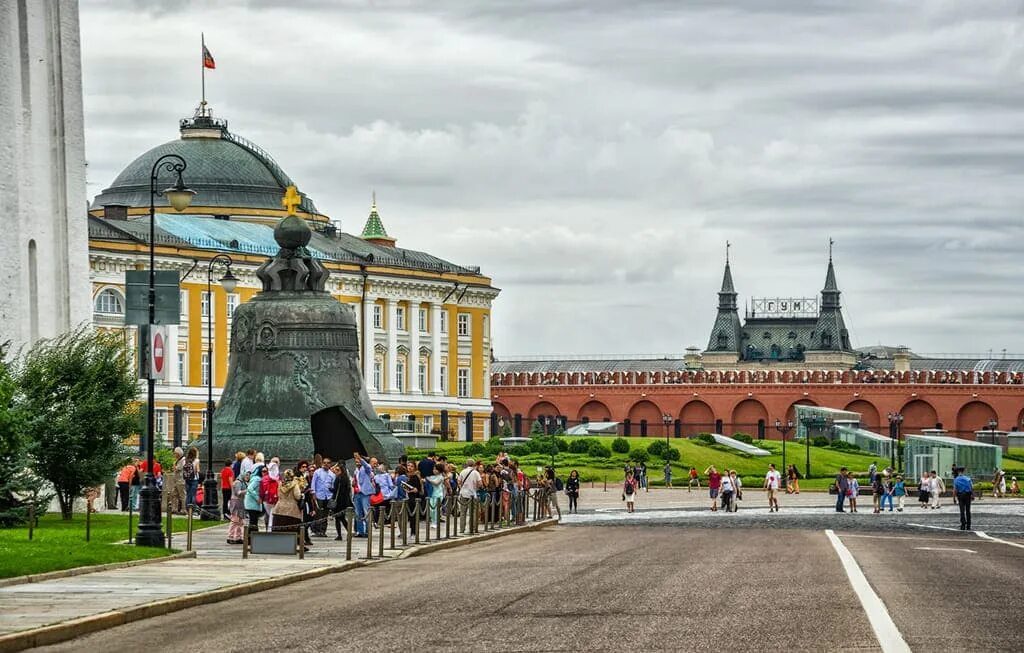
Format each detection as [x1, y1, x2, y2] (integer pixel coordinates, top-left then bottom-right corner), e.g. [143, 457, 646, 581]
[811, 240, 852, 351]
[706, 242, 742, 354]
[360, 192, 396, 247]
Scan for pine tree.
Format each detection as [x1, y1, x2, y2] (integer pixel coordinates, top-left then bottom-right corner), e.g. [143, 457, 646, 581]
[0, 343, 48, 526]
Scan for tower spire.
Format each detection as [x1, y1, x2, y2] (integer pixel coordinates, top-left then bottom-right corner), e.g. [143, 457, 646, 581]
[360, 191, 396, 247]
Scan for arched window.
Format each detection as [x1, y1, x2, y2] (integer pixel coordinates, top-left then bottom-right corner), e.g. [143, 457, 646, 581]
[94, 288, 124, 315]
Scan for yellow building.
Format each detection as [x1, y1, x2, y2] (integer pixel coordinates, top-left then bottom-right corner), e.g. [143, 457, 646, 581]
[88, 114, 499, 443]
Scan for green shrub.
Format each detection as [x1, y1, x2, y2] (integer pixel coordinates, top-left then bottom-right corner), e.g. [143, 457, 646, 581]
[811, 436, 829, 447]
[508, 445, 530, 457]
[828, 440, 860, 452]
[732, 432, 753, 444]
[695, 433, 715, 445]
[568, 438, 592, 454]
[555, 437, 570, 452]
[646, 440, 680, 462]
[587, 441, 612, 458]
[485, 436, 504, 454]
[611, 437, 630, 454]
[463, 442, 486, 457]
[630, 448, 649, 463]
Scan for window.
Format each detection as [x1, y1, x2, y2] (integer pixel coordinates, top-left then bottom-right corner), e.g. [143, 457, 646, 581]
[440, 365, 448, 394]
[226, 293, 239, 318]
[457, 313, 470, 336]
[396, 359, 406, 393]
[483, 315, 490, 339]
[201, 352, 210, 386]
[418, 307, 427, 332]
[440, 311, 448, 334]
[201, 291, 212, 318]
[396, 307, 405, 331]
[94, 289, 124, 315]
[155, 409, 168, 441]
[178, 352, 187, 384]
[418, 362, 427, 393]
[457, 368, 469, 397]
[179, 290, 189, 318]
[373, 304, 382, 329]
[422, 414, 434, 433]
[373, 359, 382, 390]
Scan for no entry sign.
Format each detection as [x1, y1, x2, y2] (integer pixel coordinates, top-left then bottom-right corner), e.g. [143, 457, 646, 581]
[140, 324, 169, 380]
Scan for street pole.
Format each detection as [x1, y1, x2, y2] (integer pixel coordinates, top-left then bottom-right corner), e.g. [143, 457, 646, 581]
[201, 254, 236, 521]
[775, 419, 793, 478]
[136, 154, 194, 547]
[662, 414, 672, 468]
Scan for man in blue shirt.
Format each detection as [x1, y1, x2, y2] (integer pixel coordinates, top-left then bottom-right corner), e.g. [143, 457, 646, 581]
[953, 467, 973, 530]
[352, 452, 375, 537]
[311, 459, 336, 536]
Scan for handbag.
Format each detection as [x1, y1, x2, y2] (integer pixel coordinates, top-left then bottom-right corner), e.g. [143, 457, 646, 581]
[369, 490, 385, 506]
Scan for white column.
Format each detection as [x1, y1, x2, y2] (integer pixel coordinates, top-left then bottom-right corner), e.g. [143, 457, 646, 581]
[387, 298, 399, 393]
[166, 325, 180, 385]
[409, 302, 421, 393]
[430, 302, 443, 395]
[362, 297, 375, 391]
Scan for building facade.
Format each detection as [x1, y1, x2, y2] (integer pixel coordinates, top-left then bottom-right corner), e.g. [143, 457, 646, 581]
[89, 114, 498, 444]
[491, 256, 1024, 441]
[0, 0, 90, 353]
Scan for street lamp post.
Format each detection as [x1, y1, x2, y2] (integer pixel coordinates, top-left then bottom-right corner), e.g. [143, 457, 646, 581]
[200, 255, 237, 521]
[887, 412, 904, 472]
[662, 413, 672, 465]
[775, 419, 793, 478]
[136, 154, 195, 547]
[986, 417, 998, 447]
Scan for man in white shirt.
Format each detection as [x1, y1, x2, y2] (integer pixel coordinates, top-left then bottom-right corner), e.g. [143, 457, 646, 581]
[928, 470, 945, 509]
[764, 463, 781, 512]
[719, 471, 734, 511]
[457, 459, 482, 533]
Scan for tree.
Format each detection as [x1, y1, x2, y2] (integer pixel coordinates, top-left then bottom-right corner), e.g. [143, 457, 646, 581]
[0, 343, 49, 526]
[611, 437, 630, 454]
[17, 328, 137, 520]
[501, 422, 513, 438]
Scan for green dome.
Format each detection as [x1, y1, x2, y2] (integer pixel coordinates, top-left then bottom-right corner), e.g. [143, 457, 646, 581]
[91, 116, 319, 217]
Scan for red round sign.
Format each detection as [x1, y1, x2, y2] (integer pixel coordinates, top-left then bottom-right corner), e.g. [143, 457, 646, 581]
[153, 332, 164, 374]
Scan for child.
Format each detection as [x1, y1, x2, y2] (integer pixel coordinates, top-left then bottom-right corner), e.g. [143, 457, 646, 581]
[893, 475, 906, 512]
[848, 473, 859, 513]
[1011, 476, 1020, 496]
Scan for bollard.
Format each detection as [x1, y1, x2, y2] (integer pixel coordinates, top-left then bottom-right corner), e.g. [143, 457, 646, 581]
[186, 506, 194, 552]
[603, 475, 607, 492]
[424, 500, 431, 543]
[400, 499, 408, 547]
[298, 525, 305, 560]
[412, 499, 420, 545]
[345, 507, 354, 561]
[443, 498, 449, 539]
[389, 501, 397, 550]
[242, 525, 249, 559]
[86, 502, 91, 542]
[128, 500, 134, 544]
[377, 507, 386, 558]
[28, 504, 34, 541]
[365, 507, 374, 560]
[470, 498, 478, 534]
[165, 501, 173, 549]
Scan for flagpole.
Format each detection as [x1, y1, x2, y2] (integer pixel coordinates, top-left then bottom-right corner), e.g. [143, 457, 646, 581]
[201, 32, 206, 116]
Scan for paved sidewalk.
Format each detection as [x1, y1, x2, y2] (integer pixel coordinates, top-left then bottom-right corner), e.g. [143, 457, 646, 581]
[0, 516, 544, 648]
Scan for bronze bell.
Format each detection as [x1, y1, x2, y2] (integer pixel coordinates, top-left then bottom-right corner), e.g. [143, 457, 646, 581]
[196, 215, 404, 466]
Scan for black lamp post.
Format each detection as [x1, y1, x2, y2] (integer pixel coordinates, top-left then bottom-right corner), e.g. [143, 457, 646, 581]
[137, 154, 195, 547]
[200, 255, 237, 521]
[986, 417, 998, 447]
[775, 419, 793, 478]
[887, 412, 904, 472]
[662, 413, 672, 464]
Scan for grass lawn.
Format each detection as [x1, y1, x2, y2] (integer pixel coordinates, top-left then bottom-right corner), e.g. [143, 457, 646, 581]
[413, 435, 1024, 489]
[0, 513, 221, 579]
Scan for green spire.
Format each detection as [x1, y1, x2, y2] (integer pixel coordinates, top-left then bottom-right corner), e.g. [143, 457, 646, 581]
[360, 191, 395, 245]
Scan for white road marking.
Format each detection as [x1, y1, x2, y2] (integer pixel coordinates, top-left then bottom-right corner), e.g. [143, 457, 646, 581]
[825, 529, 911, 653]
[905, 523, 961, 531]
[974, 531, 1024, 550]
[912, 546, 976, 553]
[839, 534, 996, 544]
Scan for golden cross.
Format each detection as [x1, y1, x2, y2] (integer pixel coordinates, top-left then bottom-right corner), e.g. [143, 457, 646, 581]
[282, 185, 302, 215]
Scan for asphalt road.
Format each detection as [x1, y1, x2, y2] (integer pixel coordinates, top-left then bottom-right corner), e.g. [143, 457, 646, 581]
[39, 524, 1024, 652]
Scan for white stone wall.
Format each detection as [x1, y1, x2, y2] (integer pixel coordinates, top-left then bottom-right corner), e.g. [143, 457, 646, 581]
[0, 0, 90, 354]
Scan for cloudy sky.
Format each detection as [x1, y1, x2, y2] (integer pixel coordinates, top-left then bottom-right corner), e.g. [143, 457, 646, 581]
[79, 0, 1024, 358]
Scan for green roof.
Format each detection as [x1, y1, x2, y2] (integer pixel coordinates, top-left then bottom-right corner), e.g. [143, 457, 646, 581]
[360, 204, 392, 241]
[91, 117, 319, 216]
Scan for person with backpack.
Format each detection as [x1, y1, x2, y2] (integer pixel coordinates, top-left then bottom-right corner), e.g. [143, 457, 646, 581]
[565, 469, 580, 513]
[244, 465, 265, 532]
[623, 471, 638, 513]
[182, 447, 201, 511]
[271, 469, 305, 546]
[544, 466, 562, 520]
[260, 461, 280, 530]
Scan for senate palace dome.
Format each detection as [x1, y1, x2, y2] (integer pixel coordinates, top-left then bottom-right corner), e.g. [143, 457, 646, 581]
[90, 115, 327, 224]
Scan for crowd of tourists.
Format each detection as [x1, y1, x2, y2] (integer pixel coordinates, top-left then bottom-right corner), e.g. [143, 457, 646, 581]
[213, 450, 564, 546]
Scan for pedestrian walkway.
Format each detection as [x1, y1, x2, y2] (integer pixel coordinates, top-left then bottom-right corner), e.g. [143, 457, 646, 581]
[0, 517, 549, 650]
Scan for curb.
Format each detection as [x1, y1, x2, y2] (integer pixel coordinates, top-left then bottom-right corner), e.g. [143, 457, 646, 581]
[0, 551, 197, 589]
[0, 521, 554, 653]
